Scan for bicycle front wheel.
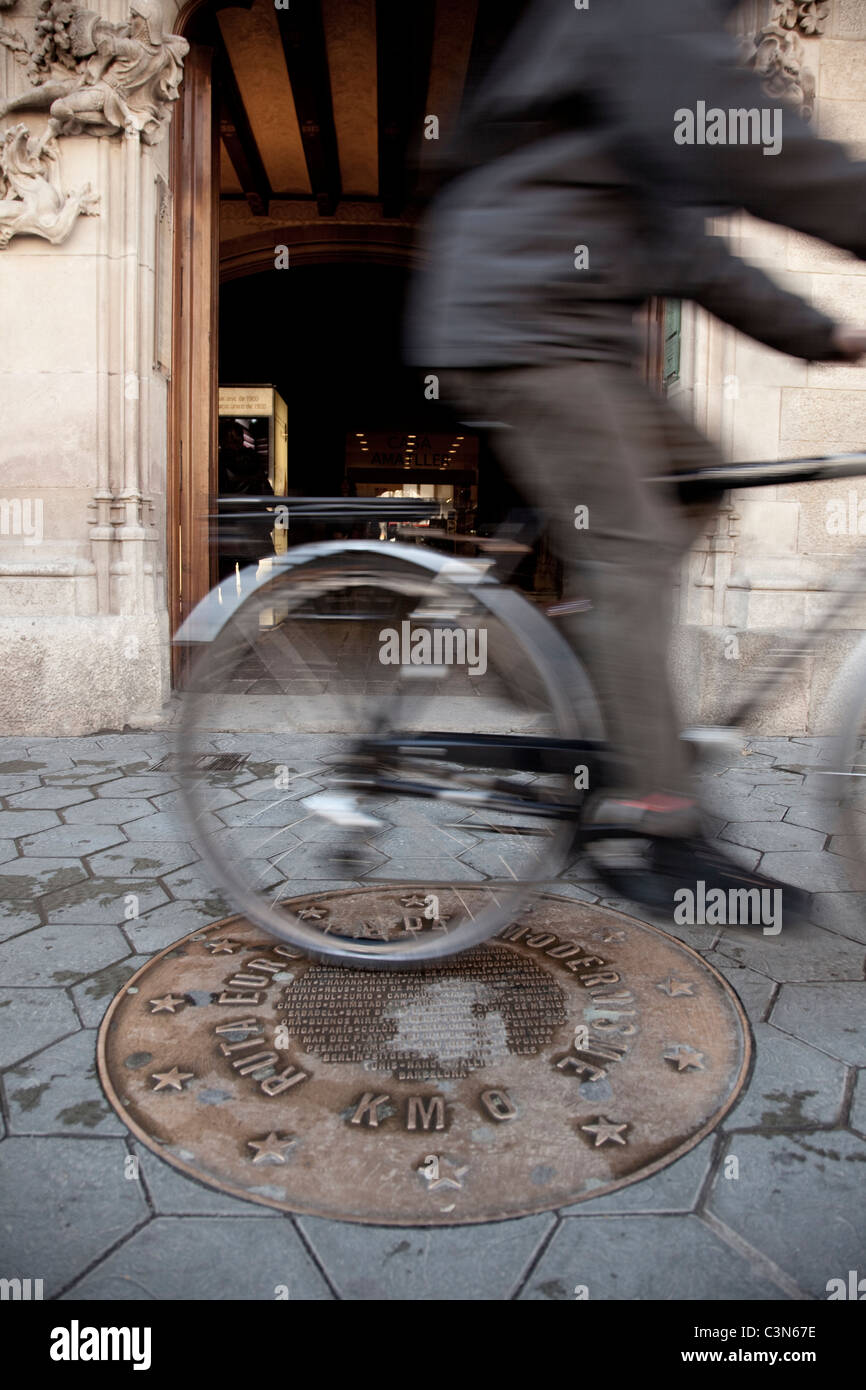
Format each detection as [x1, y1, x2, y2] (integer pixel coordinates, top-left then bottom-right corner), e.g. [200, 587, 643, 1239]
[175, 542, 600, 965]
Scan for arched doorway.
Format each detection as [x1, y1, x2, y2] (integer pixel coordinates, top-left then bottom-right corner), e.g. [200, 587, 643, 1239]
[166, 0, 529, 671]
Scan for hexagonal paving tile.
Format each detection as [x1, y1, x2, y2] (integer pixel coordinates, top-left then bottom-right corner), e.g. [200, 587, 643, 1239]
[42, 769, 129, 788]
[93, 735, 169, 758]
[0, 810, 61, 837]
[121, 812, 205, 842]
[63, 1216, 332, 1300]
[19, 825, 128, 857]
[542, 880, 600, 905]
[297, 1212, 555, 1301]
[154, 864, 231, 911]
[124, 901, 230, 951]
[712, 919, 865, 983]
[63, 798, 156, 826]
[714, 792, 790, 820]
[363, 856, 485, 882]
[761, 850, 866, 892]
[3, 1030, 124, 1136]
[0, 1137, 149, 1297]
[128, 1141, 285, 1217]
[372, 823, 479, 858]
[40, 878, 169, 925]
[0, 987, 79, 1067]
[717, 768, 803, 790]
[559, 1135, 716, 1215]
[0, 857, 87, 900]
[149, 788, 242, 816]
[714, 842, 761, 871]
[204, 825, 304, 858]
[216, 798, 337, 829]
[71, 956, 151, 1028]
[2, 754, 74, 774]
[519, 1214, 785, 1300]
[0, 902, 41, 944]
[809, 892, 866, 946]
[0, 751, 35, 773]
[86, 842, 199, 878]
[6, 787, 94, 811]
[452, 834, 557, 878]
[0, 923, 130, 987]
[770, 982, 866, 1064]
[0, 774, 42, 795]
[609, 905, 720, 953]
[24, 741, 97, 765]
[850, 1069, 866, 1137]
[231, 774, 324, 803]
[699, 958, 776, 1022]
[725, 1023, 848, 1131]
[826, 833, 863, 861]
[781, 802, 850, 836]
[720, 821, 825, 853]
[95, 776, 178, 798]
[706, 1131, 866, 1298]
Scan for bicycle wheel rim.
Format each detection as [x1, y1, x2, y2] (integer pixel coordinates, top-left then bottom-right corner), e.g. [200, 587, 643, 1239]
[176, 551, 587, 964]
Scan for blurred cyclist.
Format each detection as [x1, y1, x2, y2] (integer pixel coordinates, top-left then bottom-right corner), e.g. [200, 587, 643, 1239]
[407, 0, 866, 912]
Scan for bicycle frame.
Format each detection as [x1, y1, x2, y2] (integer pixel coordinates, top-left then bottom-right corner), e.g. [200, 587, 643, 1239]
[657, 451, 866, 729]
[181, 449, 866, 772]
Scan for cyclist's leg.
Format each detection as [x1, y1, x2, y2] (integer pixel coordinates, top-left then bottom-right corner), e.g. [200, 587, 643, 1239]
[440, 364, 818, 920]
[442, 361, 714, 803]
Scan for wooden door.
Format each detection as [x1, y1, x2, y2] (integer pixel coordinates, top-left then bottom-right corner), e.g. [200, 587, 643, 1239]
[168, 42, 219, 678]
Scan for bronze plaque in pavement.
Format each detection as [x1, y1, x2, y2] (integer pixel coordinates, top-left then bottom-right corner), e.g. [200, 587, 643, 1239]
[97, 888, 751, 1225]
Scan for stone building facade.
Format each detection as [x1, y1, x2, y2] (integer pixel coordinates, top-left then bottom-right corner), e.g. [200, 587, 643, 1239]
[1, 0, 865, 735]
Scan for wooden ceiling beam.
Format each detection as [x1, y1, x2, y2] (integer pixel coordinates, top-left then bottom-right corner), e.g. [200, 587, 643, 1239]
[206, 19, 273, 217]
[375, 0, 436, 219]
[276, 1, 342, 217]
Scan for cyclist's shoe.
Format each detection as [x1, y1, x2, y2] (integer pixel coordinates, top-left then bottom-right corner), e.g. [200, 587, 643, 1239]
[590, 831, 813, 930]
[583, 792, 702, 839]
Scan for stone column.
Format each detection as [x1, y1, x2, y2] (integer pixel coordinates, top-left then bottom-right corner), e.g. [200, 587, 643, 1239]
[0, 0, 187, 733]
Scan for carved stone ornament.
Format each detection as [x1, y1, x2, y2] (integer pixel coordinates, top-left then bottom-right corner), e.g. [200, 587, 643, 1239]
[745, 17, 819, 121]
[770, 1, 830, 36]
[0, 0, 189, 145]
[0, 121, 98, 247]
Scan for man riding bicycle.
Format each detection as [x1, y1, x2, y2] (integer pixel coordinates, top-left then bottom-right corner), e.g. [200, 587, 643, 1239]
[407, 0, 866, 914]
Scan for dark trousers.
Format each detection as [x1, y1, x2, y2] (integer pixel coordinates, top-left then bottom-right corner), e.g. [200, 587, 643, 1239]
[442, 363, 720, 797]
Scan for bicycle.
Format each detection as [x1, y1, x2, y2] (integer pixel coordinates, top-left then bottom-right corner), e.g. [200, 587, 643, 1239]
[174, 453, 866, 966]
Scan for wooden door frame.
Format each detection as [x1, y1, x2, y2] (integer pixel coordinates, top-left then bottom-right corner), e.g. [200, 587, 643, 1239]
[167, 36, 219, 680]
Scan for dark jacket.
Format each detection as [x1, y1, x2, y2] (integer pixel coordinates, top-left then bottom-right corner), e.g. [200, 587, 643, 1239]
[407, 0, 866, 368]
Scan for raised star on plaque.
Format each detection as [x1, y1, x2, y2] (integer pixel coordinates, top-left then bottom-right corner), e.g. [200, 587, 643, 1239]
[148, 994, 187, 1014]
[664, 1045, 706, 1072]
[418, 1154, 469, 1192]
[151, 1066, 194, 1092]
[204, 939, 239, 955]
[580, 1117, 629, 1147]
[297, 906, 328, 921]
[657, 977, 695, 998]
[399, 895, 428, 909]
[247, 1132, 296, 1165]
[601, 930, 627, 943]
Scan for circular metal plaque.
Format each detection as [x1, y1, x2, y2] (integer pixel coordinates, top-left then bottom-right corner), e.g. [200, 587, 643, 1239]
[98, 889, 751, 1225]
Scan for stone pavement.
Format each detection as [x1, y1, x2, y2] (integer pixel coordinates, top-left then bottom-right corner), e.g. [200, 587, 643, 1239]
[0, 732, 863, 1301]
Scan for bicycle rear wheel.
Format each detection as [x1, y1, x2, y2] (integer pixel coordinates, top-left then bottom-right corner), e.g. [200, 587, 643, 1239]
[176, 542, 600, 964]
